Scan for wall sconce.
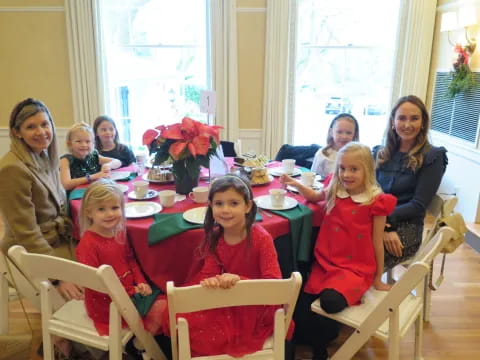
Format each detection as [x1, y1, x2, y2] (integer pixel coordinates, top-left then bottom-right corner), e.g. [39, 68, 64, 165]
[458, 6, 477, 52]
[440, 6, 478, 53]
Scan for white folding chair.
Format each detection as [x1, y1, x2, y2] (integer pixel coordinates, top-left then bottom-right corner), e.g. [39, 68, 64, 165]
[8, 245, 166, 360]
[387, 194, 458, 322]
[311, 227, 455, 360]
[0, 250, 43, 335]
[167, 272, 302, 360]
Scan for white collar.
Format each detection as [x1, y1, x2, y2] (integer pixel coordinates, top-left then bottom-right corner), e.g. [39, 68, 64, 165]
[336, 186, 381, 203]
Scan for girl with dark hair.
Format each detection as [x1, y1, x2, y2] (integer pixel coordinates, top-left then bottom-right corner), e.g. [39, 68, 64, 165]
[93, 115, 135, 167]
[311, 113, 360, 177]
[374, 95, 448, 269]
[172, 175, 284, 357]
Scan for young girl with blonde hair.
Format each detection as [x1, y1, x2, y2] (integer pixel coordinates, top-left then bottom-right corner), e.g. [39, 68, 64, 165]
[282, 142, 396, 360]
[60, 122, 122, 190]
[76, 179, 165, 335]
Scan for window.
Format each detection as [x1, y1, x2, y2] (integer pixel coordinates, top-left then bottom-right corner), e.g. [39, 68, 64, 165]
[291, 0, 401, 148]
[97, 0, 211, 149]
[431, 71, 480, 146]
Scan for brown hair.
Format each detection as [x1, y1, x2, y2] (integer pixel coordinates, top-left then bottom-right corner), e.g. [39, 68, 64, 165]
[376, 95, 430, 171]
[93, 115, 121, 151]
[202, 175, 256, 255]
[322, 113, 360, 157]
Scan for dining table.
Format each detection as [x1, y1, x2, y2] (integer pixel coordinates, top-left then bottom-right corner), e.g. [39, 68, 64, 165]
[69, 160, 325, 292]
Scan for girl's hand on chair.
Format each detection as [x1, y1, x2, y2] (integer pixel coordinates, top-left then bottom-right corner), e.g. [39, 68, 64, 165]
[200, 276, 221, 288]
[57, 281, 84, 300]
[217, 273, 240, 289]
[373, 278, 391, 291]
[136, 283, 152, 296]
[383, 231, 403, 257]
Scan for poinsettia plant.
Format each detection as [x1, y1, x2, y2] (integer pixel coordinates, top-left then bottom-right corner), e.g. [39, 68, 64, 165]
[142, 117, 223, 181]
[448, 43, 477, 98]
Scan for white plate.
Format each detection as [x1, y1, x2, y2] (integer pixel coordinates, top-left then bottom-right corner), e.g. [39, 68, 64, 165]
[110, 171, 131, 181]
[127, 190, 159, 200]
[251, 175, 274, 187]
[125, 202, 162, 218]
[286, 181, 323, 193]
[116, 184, 129, 193]
[183, 207, 208, 224]
[254, 195, 298, 211]
[268, 167, 302, 177]
[142, 172, 174, 184]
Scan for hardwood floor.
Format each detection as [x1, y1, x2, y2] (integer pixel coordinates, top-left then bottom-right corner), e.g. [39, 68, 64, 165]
[2, 243, 480, 359]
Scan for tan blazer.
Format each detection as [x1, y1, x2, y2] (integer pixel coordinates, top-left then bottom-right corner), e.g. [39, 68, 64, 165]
[0, 135, 70, 256]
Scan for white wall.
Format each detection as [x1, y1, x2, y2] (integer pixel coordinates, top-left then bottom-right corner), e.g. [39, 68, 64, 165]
[433, 132, 480, 223]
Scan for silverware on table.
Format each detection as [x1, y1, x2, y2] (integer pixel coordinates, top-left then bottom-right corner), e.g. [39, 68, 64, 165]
[260, 209, 273, 218]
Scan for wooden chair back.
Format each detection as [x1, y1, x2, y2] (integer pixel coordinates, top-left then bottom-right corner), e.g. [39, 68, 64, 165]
[167, 272, 302, 360]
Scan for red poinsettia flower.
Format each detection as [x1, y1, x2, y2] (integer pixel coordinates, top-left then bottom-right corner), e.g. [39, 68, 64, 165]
[142, 117, 223, 161]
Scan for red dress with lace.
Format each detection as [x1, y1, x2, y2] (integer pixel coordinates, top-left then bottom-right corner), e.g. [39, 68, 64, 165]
[304, 193, 396, 305]
[76, 230, 164, 335]
[174, 224, 283, 357]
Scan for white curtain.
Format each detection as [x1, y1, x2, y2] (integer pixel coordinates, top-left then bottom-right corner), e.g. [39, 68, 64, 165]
[390, 0, 438, 103]
[64, 0, 102, 125]
[262, 0, 293, 159]
[211, 0, 239, 142]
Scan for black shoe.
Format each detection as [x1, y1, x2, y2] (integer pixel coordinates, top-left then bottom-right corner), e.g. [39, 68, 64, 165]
[154, 334, 172, 360]
[312, 346, 329, 360]
[124, 338, 144, 360]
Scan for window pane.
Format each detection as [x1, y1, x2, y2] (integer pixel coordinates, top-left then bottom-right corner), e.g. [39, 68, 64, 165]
[98, 0, 210, 149]
[293, 0, 400, 148]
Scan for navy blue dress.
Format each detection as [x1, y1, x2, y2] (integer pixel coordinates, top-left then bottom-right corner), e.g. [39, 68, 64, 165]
[373, 145, 448, 268]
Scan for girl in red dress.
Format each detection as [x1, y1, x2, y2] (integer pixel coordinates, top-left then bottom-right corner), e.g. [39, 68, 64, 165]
[176, 175, 284, 357]
[282, 142, 396, 360]
[76, 179, 165, 336]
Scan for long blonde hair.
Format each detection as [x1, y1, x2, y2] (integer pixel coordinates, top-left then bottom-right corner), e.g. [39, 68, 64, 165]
[325, 142, 381, 214]
[376, 95, 431, 171]
[79, 179, 126, 237]
[66, 122, 95, 153]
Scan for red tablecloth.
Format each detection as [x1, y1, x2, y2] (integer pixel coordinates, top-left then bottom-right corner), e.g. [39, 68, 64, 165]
[70, 162, 325, 291]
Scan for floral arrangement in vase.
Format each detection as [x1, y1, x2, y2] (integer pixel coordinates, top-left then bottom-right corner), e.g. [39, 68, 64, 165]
[143, 117, 222, 194]
[448, 42, 477, 98]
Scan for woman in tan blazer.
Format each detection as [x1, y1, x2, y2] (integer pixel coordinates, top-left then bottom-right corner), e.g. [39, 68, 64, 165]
[0, 98, 82, 300]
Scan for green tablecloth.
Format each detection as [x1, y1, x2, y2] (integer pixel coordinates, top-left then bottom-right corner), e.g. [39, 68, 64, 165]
[269, 203, 313, 263]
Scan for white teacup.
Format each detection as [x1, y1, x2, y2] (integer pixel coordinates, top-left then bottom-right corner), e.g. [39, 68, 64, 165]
[301, 171, 316, 187]
[159, 190, 176, 208]
[189, 186, 209, 204]
[269, 188, 286, 208]
[282, 159, 296, 174]
[133, 180, 149, 198]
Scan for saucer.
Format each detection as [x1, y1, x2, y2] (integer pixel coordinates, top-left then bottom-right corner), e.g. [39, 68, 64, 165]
[254, 195, 298, 211]
[268, 167, 302, 177]
[127, 190, 159, 200]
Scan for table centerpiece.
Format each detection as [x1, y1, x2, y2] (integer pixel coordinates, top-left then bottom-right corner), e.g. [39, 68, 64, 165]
[143, 117, 222, 194]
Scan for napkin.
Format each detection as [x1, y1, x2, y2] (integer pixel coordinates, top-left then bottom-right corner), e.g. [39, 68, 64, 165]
[117, 172, 138, 181]
[148, 213, 203, 246]
[68, 188, 86, 201]
[269, 203, 313, 263]
[148, 211, 264, 246]
[131, 286, 163, 316]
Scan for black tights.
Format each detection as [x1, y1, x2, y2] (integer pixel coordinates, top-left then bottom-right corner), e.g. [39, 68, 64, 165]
[293, 289, 348, 359]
